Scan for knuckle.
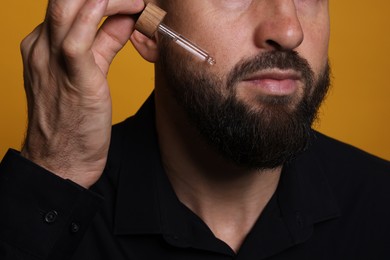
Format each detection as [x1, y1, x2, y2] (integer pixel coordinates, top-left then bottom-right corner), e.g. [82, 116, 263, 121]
[20, 24, 42, 58]
[23, 38, 49, 74]
[61, 38, 83, 58]
[20, 37, 30, 59]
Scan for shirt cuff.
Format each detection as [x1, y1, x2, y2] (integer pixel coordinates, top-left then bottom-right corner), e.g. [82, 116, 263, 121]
[0, 149, 103, 259]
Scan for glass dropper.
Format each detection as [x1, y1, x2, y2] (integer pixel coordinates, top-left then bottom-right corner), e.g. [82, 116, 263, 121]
[134, 3, 216, 65]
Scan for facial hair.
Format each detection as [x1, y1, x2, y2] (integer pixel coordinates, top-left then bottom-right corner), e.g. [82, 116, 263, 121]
[157, 42, 331, 170]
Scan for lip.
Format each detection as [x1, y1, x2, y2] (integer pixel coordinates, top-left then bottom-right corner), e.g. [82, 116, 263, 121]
[241, 70, 302, 96]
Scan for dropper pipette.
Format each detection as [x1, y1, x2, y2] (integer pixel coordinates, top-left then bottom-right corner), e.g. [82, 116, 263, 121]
[134, 3, 216, 65]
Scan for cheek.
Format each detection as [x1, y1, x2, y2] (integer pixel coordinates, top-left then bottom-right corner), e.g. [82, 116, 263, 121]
[162, 2, 255, 77]
[171, 22, 245, 81]
[210, 28, 249, 73]
[298, 18, 330, 79]
[296, 1, 330, 75]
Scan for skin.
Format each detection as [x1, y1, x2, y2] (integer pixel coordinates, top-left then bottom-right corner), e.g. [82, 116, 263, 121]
[152, 0, 330, 251]
[20, 0, 145, 187]
[20, 0, 330, 253]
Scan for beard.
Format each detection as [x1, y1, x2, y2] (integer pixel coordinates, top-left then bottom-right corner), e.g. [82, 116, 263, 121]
[157, 41, 331, 170]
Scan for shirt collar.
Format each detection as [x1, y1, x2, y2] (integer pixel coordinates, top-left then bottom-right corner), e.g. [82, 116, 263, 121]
[276, 139, 341, 244]
[234, 133, 341, 258]
[112, 94, 340, 252]
[112, 95, 230, 253]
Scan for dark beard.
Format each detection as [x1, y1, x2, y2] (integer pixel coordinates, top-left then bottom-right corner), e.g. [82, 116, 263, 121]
[157, 43, 331, 170]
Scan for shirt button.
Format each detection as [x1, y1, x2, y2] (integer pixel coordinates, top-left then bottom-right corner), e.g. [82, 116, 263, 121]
[70, 222, 80, 233]
[44, 210, 58, 224]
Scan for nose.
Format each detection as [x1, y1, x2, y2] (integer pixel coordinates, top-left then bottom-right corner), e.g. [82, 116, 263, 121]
[253, 0, 304, 51]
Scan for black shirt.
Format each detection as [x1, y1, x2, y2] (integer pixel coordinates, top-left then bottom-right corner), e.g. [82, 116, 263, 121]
[1, 96, 390, 259]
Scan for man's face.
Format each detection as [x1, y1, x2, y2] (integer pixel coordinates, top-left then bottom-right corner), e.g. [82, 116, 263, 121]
[155, 0, 331, 169]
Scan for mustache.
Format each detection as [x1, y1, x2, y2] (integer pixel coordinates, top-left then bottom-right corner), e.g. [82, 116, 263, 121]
[226, 50, 315, 89]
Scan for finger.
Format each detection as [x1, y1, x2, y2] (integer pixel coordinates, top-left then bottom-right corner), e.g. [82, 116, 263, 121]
[61, 0, 109, 78]
[92, 15, 135, 74]
[104, 0, 144, 16]
[45, 0, 144, 48]
[45, 0, 88, 48]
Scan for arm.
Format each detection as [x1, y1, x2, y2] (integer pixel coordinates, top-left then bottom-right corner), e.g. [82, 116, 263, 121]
[20, 0, 144, 188]
[1, 0, 145, 258]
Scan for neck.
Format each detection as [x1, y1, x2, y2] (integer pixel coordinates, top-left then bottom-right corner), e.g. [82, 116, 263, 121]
[154, 88, 281, 252]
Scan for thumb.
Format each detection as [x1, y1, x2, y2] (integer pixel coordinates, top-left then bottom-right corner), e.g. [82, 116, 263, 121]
[93, 14, 136, 74]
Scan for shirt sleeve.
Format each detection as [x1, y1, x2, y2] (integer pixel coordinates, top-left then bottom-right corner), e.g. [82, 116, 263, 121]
[0, 149, 104, 260]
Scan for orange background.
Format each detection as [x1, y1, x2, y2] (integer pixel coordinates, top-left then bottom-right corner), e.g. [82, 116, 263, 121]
[1, 1, 389, 160]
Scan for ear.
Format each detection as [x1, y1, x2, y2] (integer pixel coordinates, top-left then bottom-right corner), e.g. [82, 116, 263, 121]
[130, 30, 159, 63]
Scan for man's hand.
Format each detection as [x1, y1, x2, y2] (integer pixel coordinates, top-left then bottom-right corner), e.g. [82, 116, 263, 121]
[20, 0, 145, 188]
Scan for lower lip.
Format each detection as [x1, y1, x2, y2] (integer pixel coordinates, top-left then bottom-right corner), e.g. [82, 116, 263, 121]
[243, 78, 299, 96]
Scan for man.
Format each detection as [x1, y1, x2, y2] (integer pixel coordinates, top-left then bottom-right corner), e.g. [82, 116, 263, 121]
[0, 0, 389, 259]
